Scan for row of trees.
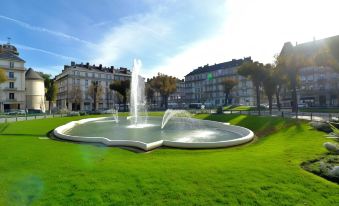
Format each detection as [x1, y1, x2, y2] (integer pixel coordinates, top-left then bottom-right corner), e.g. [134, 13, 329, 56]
[109, 73, 177, 111]
[223, 42, 339, 115]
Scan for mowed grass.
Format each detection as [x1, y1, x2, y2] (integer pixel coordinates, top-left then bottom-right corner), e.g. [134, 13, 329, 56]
[0, 113, 338, 205]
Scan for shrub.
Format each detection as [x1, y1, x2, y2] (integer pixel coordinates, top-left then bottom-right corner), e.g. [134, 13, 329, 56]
[67, 111, 80, 116]
[79, 111, 87, 116]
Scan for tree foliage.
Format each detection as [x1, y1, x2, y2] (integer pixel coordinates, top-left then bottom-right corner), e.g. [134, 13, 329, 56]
[0, 68, 8, 83]
[148, 73, 177, 109]
[37, 71, 57, 112]
[262, 64, 277, 114]
[88, 81, 104, 111]
[238, 61, 265, 115]
[68, 85, 83, 105]
[222, 77, 238, 105]
[110, 80, 130, 111]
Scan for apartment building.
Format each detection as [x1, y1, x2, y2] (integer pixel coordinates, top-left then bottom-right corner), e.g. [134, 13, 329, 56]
[184, 57, 255, 106]
[0, 43, 46, 112]
[280, 36, 339, 107]
[0, 43, 27, 112]
[55, 62, 131, 111]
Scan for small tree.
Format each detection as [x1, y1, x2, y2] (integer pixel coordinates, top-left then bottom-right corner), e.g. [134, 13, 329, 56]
[88, 81, 104, 111]
[222, 77, 238, 106]
[262, 64, 277, 115]
[0, 68, 7, 83]
[0, 68, 8, 112]
[110, 80, 130, 111]
[145, 82, 155, 107]
[68, 85, 83, 111]
[149, 73, 177, 109]
[238, 61, 265, 115]
[38, 72, 57, 113]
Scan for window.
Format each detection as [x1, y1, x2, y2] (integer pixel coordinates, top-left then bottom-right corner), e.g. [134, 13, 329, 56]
[9, 93, 14, 99]
[9, 72, 14, 78]
[77, 79, 80, 85]
[85, 72, 88, 77]
[85, 79, 88, 88]
[9, 82, 14, 88]
[77, 71, 80, 75]
[10, 62, 14, 68]
[92, 73, 95, 77]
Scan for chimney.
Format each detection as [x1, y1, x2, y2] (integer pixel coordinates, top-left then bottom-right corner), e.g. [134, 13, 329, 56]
[71, 61, 75, 66]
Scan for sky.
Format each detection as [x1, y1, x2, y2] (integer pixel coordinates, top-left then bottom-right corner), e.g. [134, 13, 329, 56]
[1, 0, 339, 78]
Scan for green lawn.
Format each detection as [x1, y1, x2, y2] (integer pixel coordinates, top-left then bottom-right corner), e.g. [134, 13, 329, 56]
[223, 105, 267, 111]
[0, 113, 338, 205]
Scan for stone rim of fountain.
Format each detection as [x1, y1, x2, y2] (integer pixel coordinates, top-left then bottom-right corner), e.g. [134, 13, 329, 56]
[53, 117, 255, 151]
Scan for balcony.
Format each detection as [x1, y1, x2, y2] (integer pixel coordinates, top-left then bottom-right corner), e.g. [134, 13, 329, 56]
[7, 76, 16, 81]
[4, 87, 17, 91]
[5, 98, 17, 102]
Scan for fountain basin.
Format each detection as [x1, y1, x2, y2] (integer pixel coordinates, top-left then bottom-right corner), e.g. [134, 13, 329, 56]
[53, 117, 254, 151]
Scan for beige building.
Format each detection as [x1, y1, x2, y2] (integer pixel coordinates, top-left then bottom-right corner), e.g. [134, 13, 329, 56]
[25, 68, 45, 112]
[0, 43, 26, 112]
[280, 36, 339, 107]
[184, 57, 255, 106]
[0, 43, 46, 113]
[55, 62, 131, 111]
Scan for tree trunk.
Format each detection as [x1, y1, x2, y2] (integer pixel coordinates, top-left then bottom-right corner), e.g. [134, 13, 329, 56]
[268, 95, 273, 115]
[164, 95, 168, 109]
[256, 85, 261, 115]
[49, 101, 52, 114]
[291, 78, 298, 114]
[123, 95, 127, 112]
[291, 86, 298, 116]
[276, 86, 281, 111]
[225, 92, 229, 106]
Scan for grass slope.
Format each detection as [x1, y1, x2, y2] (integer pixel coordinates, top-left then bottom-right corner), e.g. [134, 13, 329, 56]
[0, 114, 338, 205]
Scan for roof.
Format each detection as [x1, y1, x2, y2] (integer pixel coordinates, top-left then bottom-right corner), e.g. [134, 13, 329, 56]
[281, 35, 339, 60]
[0, 51, 25, 62]
[25, 68, 44, 80]
[185, 57, 252, 76]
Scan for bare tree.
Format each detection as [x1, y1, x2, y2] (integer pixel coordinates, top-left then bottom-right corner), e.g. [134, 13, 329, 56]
[68, 85, 83, 111]
[88, 81, 104, 111]
[222, 77, 238, 106]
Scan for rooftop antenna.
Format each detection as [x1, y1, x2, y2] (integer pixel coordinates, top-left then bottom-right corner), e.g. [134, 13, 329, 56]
[7, 37, 11, 44]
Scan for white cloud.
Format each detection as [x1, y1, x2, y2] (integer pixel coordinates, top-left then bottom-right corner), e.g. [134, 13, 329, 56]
[147, 0, 339, 79]
[91, 7, 172, 67]
[0, 15, 95, 47]
[17, 44, 80, 61]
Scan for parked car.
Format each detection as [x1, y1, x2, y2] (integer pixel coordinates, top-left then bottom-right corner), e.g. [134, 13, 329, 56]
[298, 103, 307, 108]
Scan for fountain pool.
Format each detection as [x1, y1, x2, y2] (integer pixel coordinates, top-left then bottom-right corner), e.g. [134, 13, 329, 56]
[54, 116, 254, 151]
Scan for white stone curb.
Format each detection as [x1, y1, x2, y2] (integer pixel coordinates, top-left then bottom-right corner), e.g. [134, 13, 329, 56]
[53, 117, 254, 151]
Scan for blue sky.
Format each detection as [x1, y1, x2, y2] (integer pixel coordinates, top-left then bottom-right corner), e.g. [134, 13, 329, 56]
[1, 0, 339, 78]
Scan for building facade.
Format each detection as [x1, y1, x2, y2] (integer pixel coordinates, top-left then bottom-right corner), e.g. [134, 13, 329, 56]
[280, 36, 339, 107]
[184, 57, 255, 106]
[55, 62, 131, 111]
[0, 43, 46, 112]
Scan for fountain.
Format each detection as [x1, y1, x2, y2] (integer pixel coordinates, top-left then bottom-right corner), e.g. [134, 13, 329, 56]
[53, 60, 254, 151]
[127, 59, 152, 128]
[161, 109, 192, 129]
